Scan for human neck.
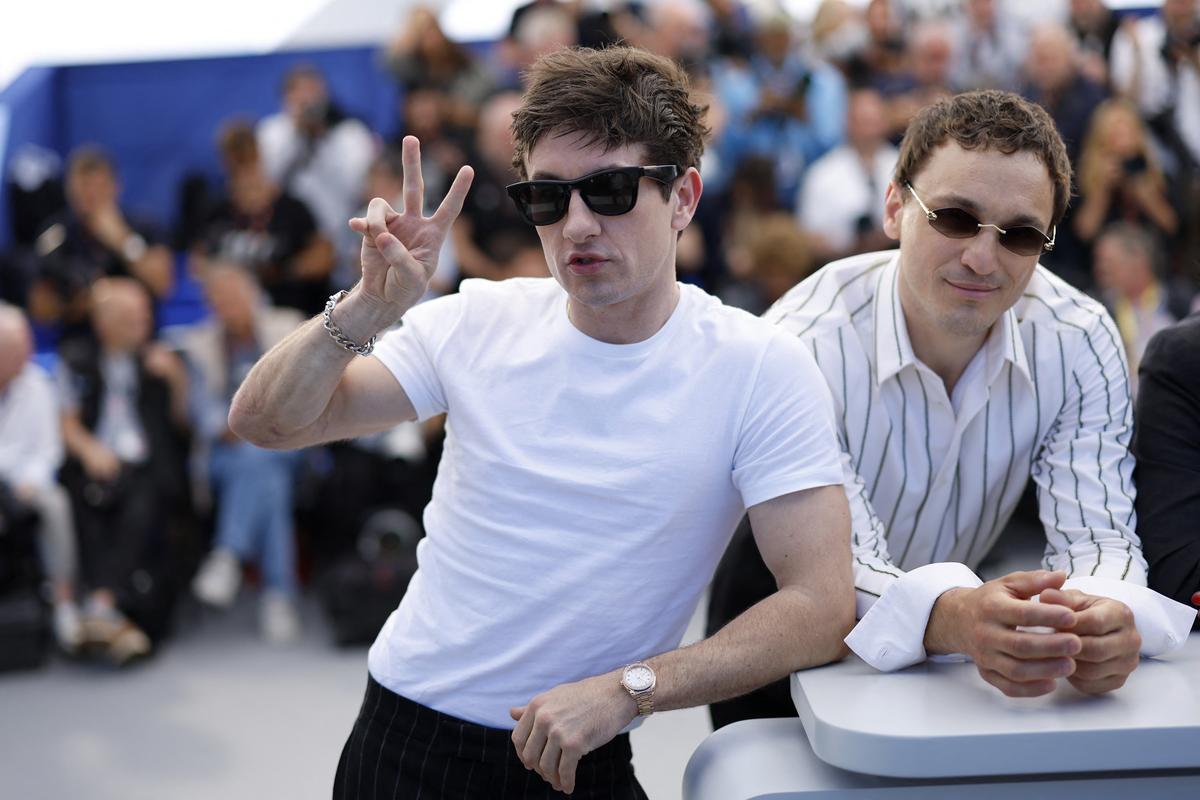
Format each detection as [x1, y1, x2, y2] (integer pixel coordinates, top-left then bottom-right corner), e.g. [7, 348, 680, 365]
[225, 318, 255, 342]
[567, 281, 681, 345]
[853, 140, 879, 163]
[899, 285, 987, 397]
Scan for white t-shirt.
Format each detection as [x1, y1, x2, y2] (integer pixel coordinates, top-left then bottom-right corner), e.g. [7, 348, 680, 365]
[797, 144, 897, 254]
[256, 113, 376, 240]
[368, 277, 843, 728]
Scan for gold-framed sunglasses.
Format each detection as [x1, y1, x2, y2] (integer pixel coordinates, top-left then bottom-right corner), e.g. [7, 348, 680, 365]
[905, 182, 1055, 256]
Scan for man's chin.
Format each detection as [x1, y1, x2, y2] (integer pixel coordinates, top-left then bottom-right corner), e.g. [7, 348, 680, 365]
[938, 310, 994, 340]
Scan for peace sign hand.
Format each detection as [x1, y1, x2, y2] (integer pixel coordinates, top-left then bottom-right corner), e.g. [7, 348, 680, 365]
[348, 135, 474, 317]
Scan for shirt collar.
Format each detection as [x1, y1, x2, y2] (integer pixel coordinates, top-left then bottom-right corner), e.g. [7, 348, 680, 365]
[873, 255, 917, 386]
[873, 254, 1034, 389]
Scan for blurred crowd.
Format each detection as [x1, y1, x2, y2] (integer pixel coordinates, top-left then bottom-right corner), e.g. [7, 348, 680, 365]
[0, 0, 1197, 667]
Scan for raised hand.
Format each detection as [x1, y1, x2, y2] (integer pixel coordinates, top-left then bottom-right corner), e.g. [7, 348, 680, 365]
[348, 135, 473, 315]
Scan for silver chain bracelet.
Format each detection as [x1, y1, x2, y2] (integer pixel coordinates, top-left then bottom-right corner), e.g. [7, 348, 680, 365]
[322, 290, 379, 356]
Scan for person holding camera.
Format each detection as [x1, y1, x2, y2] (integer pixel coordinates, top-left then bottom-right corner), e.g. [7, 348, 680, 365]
[796, 87, 897, 263]
[1073, 99, 1178, 247]
[1110, 0, 1200, 170]
[256, 64, 376, 255]
[712, 14, 847, 206]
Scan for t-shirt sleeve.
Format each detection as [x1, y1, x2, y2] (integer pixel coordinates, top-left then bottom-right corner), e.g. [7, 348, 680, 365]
[369, 292, 466, 421]
[732, 330, 845, 508]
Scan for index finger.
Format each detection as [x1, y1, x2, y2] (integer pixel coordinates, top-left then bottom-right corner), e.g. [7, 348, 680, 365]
[366, 197, 398, 239]
[431, 165, 475, 228]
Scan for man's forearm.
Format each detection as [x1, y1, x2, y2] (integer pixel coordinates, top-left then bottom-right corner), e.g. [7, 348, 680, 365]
[228, 290, 396, 448]
[646, 584, 853, 712]
[228, 316, 354, 447]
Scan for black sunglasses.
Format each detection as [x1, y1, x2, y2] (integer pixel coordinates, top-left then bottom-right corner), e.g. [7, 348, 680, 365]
[905, 182, 1055, 257]
[506, 165, 681, 226]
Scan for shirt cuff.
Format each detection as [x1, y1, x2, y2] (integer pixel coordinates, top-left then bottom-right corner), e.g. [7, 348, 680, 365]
[1061, 576, 1197, 656]
[845, 562, 982, 671]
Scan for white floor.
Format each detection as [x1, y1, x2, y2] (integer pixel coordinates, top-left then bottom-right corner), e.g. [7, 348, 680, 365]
[0, 592, 711, 800]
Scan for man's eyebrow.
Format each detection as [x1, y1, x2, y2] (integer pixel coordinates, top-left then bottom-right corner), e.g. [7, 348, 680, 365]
[936, 193, 1048, 230]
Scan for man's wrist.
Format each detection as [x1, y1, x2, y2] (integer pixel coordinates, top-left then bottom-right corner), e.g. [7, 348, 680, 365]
[619, 662, 657, 717]
[924, 587, 971, 655]
[327, 288, 405, 348]
[608, 670, 642, 722]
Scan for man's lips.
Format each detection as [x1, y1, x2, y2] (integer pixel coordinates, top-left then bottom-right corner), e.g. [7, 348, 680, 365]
[566, 253, 609, 274]
[945, 278, 999, 297]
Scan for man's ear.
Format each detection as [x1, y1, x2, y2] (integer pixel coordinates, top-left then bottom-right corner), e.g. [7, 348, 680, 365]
[882, 181, 904, 242]
[671, 167, 703, 232]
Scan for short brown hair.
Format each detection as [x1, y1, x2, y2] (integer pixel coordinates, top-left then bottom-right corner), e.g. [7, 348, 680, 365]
[895, 90, 1072, 226]
[217, 119, 260, 172]
[67, 145, 115, 179]
[511, 46, 708, 195]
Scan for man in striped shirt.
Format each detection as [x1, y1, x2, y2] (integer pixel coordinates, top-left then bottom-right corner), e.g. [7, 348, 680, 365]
[710, 91, 1194, 721]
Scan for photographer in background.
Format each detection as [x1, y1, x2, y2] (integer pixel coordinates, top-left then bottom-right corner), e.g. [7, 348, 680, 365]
[257, 64, 377, 256]
[28, 147, 173, 342]
[1110, 0, 1200, 170]
[796, 87, 897, 263]
[1073, 100, 1177, 248]
[712, 14, 847, 207]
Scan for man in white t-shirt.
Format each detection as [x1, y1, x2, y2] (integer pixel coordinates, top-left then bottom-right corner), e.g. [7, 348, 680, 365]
[230, 47, 854, 799]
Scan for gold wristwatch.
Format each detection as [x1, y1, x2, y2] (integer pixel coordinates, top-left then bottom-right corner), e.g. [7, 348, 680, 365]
[620, 662, 656, 716]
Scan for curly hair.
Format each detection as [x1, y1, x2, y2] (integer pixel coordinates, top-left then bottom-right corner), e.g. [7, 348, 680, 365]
[511, 46, 709, 198]
[895, 90, 1072, 225]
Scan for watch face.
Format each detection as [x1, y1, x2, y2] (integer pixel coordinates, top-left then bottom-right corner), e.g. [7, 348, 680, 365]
[624, 665, 654, 692]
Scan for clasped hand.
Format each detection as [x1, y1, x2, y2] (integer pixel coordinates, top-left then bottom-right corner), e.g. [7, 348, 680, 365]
[931, 570, 1141, 697]
[509, 672, 638, 794]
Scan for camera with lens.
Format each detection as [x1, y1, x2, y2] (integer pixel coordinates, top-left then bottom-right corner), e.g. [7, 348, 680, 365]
[1121, 154, 1148, 176]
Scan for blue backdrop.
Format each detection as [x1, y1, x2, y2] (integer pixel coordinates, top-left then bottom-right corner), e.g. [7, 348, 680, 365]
[0, 45, 403, 253]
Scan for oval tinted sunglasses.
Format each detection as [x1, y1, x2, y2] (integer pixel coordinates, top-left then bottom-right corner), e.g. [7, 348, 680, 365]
[905, 182, 1055, 256]
[507, 165, 681, 226]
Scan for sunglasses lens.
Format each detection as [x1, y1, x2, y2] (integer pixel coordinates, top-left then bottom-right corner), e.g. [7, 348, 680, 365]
[522, 183, 569, 225]
[929, 207, 980, 238]
[581, 170, 638, 216]
[999, 227, 1046, 256]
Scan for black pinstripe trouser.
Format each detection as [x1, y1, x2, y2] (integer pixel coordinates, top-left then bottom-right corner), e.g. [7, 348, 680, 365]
[333, 674, 651, 800]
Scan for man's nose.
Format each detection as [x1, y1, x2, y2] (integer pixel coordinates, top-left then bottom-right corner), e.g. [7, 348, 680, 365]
[561, 189, 600, 241]
[961, 227, 1002, 276]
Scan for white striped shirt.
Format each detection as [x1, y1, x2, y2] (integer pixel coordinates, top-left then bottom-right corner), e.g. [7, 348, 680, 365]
[766, 251, 1195, 669]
